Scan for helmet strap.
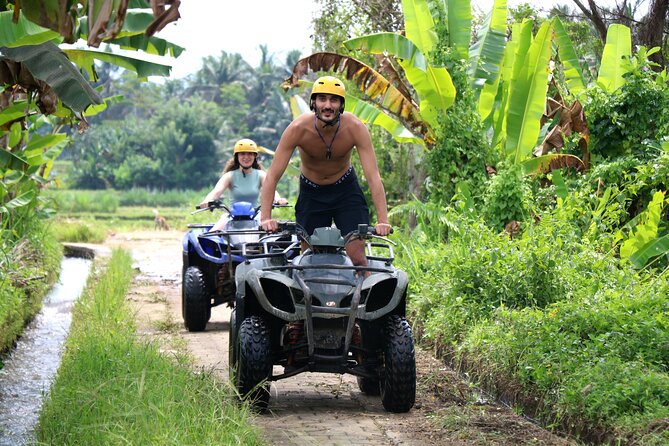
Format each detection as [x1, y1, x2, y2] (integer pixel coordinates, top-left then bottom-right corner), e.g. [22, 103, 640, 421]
[315, 109, 341, 127]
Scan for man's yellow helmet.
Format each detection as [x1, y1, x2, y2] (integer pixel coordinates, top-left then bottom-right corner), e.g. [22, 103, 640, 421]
[310, 76, 346, 113]
[233, 138, 259, 154]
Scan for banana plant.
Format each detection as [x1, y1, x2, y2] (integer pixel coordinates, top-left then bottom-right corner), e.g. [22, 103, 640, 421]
[0, 1, 183, 222]
[282, 52, 435, 145]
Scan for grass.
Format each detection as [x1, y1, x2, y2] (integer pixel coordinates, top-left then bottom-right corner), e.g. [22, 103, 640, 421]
[48, 187, 298, 243]
[36, 249, 263, 445]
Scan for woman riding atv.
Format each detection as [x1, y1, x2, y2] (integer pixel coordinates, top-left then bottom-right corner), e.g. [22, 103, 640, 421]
[199, 138, 287, 231]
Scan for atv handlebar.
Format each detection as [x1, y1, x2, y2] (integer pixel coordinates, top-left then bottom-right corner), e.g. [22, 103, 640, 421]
[259, 221, 395, 247]
[192, 200, 229, 215]
[192, 200, 291, 215]
[344, 224, 396, 246]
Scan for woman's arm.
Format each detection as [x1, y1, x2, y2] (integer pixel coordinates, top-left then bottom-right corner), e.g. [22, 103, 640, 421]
[199, 172, 232, 208]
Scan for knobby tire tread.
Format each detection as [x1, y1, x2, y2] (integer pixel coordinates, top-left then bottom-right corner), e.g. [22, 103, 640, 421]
[381, 315, 416, 413]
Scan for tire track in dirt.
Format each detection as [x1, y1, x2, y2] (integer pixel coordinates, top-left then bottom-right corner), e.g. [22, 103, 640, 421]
[105, 230, 576, 446]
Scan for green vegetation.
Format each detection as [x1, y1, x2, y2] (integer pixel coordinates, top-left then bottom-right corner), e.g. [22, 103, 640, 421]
[0, 223, 62, 358]
[3, 0, 669, 444]
[37, 249, 262, 445]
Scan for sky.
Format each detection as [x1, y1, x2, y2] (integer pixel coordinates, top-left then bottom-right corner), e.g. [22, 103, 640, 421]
[154, 0, 318, 79]
[153, 0, 626, 80]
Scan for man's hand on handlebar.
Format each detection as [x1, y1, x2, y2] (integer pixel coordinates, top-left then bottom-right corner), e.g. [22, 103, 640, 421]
[375, 222, 393, 236]
[261, 218, 279, 233]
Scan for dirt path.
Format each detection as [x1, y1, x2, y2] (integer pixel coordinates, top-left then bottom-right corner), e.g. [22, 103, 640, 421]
[99, 230, 577, 446]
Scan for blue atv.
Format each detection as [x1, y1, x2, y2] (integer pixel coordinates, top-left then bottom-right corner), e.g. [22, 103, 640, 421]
[181, 200, 265, 332]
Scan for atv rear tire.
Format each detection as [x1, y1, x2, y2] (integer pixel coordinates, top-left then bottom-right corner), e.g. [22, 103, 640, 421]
[235, 316, 272, 409]
[182, 266, 211, 332]
[380, 315, 416, 413]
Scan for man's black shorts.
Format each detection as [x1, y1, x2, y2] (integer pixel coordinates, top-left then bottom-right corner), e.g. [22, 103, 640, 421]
[295, 166, 370, 236]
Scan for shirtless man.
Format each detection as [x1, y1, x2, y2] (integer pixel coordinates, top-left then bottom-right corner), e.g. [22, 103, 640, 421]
[259, 76, 392, 267]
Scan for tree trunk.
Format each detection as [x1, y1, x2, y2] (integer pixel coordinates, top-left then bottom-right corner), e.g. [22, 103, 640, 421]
[637, 0, 668, 68]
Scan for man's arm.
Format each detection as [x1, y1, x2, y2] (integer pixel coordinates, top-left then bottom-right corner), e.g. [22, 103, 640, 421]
[353, 120, 391, 236]
[260, 125, 297, 230]
[259, 171, 288, 204]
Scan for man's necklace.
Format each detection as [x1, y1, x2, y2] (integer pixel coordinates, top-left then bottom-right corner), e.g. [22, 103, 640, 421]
[314, 115, 341, 160]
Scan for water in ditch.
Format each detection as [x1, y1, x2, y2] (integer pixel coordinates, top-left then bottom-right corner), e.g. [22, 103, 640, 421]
[0, 257, 92, 446]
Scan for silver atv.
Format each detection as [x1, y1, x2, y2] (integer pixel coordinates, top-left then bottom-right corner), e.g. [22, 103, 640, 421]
[229, 222, 416, 413]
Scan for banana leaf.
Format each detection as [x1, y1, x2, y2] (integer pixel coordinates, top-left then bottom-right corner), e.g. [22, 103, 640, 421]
[343, 33, 455, 127]
[553, 17, 587, 97]
[24, 133, 67, 165]
[64, 48, 172, 80]
[520, 153, 584, 176]
[0, 11, 61, 47]
[490, 22, 524, 148]
[0, 148, 29, 171]
[401, 0, 438, 54]
[19, 0, 78, 43]
[505, 20, 554, 164]
[620, 190, 665, 261]
[289, 94, 311, 118]
[0, 103, 30, 128]
[629, 234, 669, 269]
[597, 24, 631, 93]
[0, 188, 36, 213]
[1, 42, 102, 113]
[346, 96, 425, 146]
[469, 0, 507, 93]
[79, 10, 164, 40]
[444, 0, 472, 61]
[108, 34, 185, 58]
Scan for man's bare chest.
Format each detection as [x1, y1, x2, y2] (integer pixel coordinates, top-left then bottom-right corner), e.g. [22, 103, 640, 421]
[299, 130, 354, 160]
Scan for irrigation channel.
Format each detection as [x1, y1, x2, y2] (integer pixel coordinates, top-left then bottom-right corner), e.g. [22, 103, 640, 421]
[0, 256, 92, 446]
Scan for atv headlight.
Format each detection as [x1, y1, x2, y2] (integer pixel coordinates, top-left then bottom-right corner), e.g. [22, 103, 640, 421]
[365, 278, 398, 312]
[200, 238, 222, 258]
[260, 278, 296, 313]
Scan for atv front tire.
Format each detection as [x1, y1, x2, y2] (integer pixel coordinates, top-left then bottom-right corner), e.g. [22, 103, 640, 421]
[380, 315, 416, 413]
[357, 376, 381, 396]
[235, 316, 272, 409]
[182, 266, 211, 332]
[228, 307, 239, 373]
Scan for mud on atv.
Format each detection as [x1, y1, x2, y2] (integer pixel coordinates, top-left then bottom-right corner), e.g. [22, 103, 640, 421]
[229, 222, 416, 413]
[181, 201, 269, 332]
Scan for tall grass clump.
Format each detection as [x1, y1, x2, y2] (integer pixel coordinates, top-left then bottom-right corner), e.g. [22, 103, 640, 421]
[37, 249, 262, 445]
[51, 220, 107, 243]
[0, 221, 62, 357]
[118, 188, 206, 207]
[44, 189, 120, 213]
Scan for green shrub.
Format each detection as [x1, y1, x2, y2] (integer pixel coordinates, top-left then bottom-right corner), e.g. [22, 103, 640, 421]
[482, 164, 532, 232]
[585, 61, 669, 161]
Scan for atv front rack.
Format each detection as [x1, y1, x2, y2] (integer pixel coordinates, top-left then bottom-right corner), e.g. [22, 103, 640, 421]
[241, 236, 396, 265]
